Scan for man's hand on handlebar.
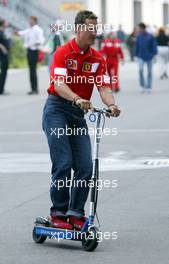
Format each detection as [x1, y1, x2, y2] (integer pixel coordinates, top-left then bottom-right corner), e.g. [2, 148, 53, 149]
[75, 98, 94, 111]
[108, 104, 121, 117]
[74, 96, 120, 117]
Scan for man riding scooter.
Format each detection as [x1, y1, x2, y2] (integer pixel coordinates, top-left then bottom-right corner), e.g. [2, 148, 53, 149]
[42, 10, 121, 231]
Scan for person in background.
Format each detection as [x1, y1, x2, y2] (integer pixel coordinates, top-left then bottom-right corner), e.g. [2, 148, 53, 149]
[96, 31, 104, 50]
[100, 31, 124, 92]
[17, 16, 44, 95]
[117, 25, 126, 46]
[1, 0, 8, 6]
[147, 25, 158, 36]
[126, 28, 137, 61]
[0, 19, 10, 95]
[135, 23, 157, 93]
[156, 27, 169, 79]
[44, 23, 64, 72]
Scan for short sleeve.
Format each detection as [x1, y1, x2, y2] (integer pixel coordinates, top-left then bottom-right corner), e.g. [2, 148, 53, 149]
[95, 57, 112, 89]
[50, 47, 67, 84]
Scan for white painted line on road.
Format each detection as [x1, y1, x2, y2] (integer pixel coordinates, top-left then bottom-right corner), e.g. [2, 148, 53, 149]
[100, 157, 169, 171]
[8, 66, 48, 74]
[0, 131, 43, 135]
[119, 129, 169, 133]
[0, 153, 169, 173]
[0, 129, 169, 136]
[0, 98, 44, 111]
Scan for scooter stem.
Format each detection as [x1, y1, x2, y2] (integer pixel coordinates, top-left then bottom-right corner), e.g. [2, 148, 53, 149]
[89, 112, 102, 225]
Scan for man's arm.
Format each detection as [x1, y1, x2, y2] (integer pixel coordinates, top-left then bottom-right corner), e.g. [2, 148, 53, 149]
[0, 43, 8, 54]
[152, 36, 157, 56]
[54, 80, 78, 102]
[54, 80, 94, 111]
[99, 87, 115, 106]
[95, 56, 121, 117]
[135, 36, 139, 57]
[99, 87, 120, 117]
[17, 28, 29, 37]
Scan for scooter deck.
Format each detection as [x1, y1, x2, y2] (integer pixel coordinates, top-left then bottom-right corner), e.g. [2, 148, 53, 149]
[34, 225, 84, 241]
[34, 216, 91, 241]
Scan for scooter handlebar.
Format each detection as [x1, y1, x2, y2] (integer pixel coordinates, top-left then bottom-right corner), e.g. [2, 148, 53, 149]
[76, 104, 112, 117]
[91, 107, 112, 117]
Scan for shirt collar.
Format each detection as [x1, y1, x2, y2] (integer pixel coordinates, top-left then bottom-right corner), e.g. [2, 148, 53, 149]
[70, 38, 92, 56]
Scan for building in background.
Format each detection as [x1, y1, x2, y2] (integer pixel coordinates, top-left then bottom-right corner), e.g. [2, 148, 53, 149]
[88, 0, 169, 33]
[29, 0, 169, 33]
[0, 0, 169, 33]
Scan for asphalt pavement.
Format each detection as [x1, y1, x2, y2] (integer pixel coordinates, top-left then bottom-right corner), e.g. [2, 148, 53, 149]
[0, 61, 169, 264]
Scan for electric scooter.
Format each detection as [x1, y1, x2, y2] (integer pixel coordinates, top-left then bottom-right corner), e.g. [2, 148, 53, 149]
[32, 107, 111, 251]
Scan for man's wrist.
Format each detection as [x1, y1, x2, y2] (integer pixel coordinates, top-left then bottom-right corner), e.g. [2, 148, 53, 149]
[108, 103, 116, 108]
[73, 95, 82, 105]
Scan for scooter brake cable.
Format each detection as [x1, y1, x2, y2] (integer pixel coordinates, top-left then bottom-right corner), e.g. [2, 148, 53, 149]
[97, 112, 106, 144]
[95, 211, 101, 229]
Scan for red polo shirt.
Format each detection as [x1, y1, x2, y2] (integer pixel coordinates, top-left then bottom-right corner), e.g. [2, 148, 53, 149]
[48, 38, 112, 100]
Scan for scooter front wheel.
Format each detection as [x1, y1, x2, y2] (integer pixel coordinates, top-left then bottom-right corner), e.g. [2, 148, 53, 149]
[32, 227, 47, 244]
[82, 228, 98, 251]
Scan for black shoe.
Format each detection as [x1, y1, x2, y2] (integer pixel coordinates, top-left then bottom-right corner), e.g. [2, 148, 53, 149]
[160, 74, 164, 80]
[164, 73, 168, 79]
[27, 91, 38, 95]
[0, 91, 10, 95]
[114, 88, 120, 93]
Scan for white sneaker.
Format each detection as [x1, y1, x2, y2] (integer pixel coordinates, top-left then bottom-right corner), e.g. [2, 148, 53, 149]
[141, 88, 145, 93]
[147, 89, 152, 94]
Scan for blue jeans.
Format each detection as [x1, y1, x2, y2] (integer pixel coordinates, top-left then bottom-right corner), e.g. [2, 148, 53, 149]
[138, 59, 153, 89]
[42, 95, 93, 218]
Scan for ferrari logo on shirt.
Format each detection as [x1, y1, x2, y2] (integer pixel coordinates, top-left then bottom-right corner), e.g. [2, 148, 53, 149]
[82, 62, 99, 73]
[67, 59, 77, 70]
[82, 62, 92, 72]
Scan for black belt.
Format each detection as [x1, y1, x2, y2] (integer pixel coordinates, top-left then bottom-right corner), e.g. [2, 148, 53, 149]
[48, 94, 73, 105]
[48, 94, 83, 111]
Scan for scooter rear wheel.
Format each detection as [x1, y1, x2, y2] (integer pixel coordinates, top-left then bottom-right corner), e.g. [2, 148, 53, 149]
[82, 228, 98, 251]
[32, 227, 47, 244]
